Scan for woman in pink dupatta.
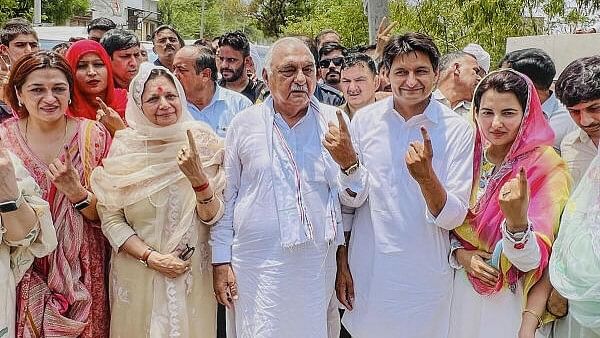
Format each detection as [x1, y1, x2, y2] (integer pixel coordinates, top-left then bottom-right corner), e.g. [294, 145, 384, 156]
[448, 69, 571, 338]
[0, 51, 111, 337]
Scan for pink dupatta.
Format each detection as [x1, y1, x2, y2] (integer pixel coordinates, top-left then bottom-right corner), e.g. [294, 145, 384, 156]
[0, 117, 111, 338]
[453, 70, 571, 306]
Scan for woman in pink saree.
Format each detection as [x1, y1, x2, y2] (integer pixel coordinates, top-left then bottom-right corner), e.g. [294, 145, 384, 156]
[0, 51, 111, 338]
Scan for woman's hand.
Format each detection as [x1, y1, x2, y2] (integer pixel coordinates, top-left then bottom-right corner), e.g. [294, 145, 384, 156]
[0, 148, 19, 202]
[96, 97, 126, 136]
[47, 145, 88, 204]
[146, 251, 191, 278]
[499, 167, 529, 232]
[178, 130, 209, 188]
[213, 263, 238, 309]
[455, 248, 499, 287]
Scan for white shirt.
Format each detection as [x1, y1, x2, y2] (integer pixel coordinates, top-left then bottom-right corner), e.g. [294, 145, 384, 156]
[339, 96, 475, 338]
[542, 92, 578, 150]
[560, 128, 598, 187]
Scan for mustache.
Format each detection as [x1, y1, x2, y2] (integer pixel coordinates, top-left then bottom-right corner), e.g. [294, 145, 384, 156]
[582, 122, 600, 129]
[326, 70, 340, 76]
[291, 84, 308, 93]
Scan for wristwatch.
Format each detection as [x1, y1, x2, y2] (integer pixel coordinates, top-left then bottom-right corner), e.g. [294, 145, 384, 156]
[0, 192, 25, 213]
[73, 191, 92, 211]
[342, 158, 360, 176]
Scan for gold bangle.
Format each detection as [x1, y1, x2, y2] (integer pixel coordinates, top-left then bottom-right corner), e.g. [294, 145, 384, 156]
[523, 309, 543, 328]
[197, 192, 216, 205]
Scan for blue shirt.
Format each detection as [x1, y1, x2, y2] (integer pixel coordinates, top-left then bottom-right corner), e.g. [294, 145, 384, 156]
[187, 85, 252, 137]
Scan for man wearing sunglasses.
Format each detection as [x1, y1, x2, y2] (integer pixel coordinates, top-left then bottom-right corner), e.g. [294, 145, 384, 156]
[318, 42, 346, 91]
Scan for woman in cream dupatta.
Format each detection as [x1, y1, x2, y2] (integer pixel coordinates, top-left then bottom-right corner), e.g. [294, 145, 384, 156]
[91, 63, 225, 338]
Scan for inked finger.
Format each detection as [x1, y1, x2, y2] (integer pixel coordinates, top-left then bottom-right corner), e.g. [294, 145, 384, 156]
[519, 167, 528, 196]
[420, 126, 433, 154]
[186, 129, 198, 155]
[63, 145, 72, 168]
[336, 110, 349, 133]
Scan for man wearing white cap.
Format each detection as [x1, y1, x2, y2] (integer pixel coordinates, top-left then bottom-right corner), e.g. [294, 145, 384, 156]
[463, 43, 490, 76]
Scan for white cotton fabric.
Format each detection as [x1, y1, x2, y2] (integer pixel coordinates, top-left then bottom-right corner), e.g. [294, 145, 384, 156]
[91, 63, 225, 337]
[550, 146, 600, 334]
[338, 97, 475, 338]
[211, 97, 345, 337]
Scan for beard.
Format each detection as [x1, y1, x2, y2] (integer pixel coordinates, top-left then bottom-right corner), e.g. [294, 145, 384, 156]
[220, 64, 246, 83]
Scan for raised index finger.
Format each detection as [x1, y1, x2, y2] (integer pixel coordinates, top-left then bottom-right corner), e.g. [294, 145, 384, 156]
[336, 110, 349, 134]
[96, 97, 109, 113]
[420, 126, 433, 154]
[518, 166, 528, 196]
[186, 129, 198, 155]
[63, 144, 72, 167]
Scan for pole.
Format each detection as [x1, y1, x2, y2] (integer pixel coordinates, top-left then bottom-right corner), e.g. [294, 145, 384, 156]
[366, 0, 389, 43]
[200, 0, 206, 38]
[33, 0, 42, 25]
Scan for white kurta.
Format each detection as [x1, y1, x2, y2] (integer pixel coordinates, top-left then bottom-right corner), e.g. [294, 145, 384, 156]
[339, 97, 475, 338]
[211, 99, 344, 338]
[449, 231, 545, 338]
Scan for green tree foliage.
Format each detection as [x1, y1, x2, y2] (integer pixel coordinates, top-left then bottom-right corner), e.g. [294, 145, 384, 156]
[389, 0, 542, 67]
[283, 0, 369, 46]
[159, 0, 263, 41]
[0, 0, 88, 25]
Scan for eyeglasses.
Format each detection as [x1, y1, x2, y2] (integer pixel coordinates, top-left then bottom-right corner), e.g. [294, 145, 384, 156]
[178, 244, 195, 261]
[318, 57, 344, 69]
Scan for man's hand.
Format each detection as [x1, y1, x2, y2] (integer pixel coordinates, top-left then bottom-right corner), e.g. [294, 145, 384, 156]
[374, 17, 397, 61]
[406, 127, 435, 184]
[0, 148, 19, 202]
[213, 263, 238, 309]
[323, 111, 357, 169]
[146, 251, 191, 278]
[498, 167, 529, 233]
[335, 246, 355, 310]
[47, 145, 88, 204]
[455, 248, 499, 287]
[178, 130, 209, 188]
[96, 97, 126, 136]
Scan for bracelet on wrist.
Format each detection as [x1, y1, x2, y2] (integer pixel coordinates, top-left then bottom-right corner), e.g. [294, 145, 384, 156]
[197, 192, 216, 205]
[139, 247, 155, 267]
[192, 182, 210, 192]
[522, 309, 543, 328]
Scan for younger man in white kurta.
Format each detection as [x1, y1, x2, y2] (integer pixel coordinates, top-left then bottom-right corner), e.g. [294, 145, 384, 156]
[336, 33, 475, 338]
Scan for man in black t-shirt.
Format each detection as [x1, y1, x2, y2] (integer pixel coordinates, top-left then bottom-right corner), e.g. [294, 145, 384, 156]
[217, 31, 268, 103]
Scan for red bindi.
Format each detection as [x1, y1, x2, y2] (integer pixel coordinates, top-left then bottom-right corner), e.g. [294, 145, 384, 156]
[157, 86, 164, 94]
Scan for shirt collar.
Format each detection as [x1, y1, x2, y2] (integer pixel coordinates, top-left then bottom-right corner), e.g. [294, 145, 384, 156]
[541, 91, 560, 116]
[387, 95, 440, 124]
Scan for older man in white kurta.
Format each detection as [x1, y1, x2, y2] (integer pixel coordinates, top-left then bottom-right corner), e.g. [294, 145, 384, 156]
[210, 38, 354, 338]
[335, 33, 475, 338]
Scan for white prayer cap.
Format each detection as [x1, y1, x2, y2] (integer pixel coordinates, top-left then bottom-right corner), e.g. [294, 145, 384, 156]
[463, 43, 491, 73]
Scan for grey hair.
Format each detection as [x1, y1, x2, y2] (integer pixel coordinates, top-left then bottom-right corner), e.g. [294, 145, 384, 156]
[439, 51, 472, 72]
[263, 37, 315, 77]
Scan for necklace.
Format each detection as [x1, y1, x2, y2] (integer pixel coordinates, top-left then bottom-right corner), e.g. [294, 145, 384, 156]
[24, 115, 69, 162]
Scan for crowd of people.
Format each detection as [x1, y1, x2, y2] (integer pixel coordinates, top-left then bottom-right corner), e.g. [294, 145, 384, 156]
[0, 14, 598, 338]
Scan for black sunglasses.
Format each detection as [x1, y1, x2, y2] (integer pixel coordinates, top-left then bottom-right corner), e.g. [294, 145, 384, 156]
[318, 57, 344, 68]
[179, 244, 195, 261]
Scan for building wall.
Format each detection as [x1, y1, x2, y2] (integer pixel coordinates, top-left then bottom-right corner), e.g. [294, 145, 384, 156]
[88, 0, 159, 39]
